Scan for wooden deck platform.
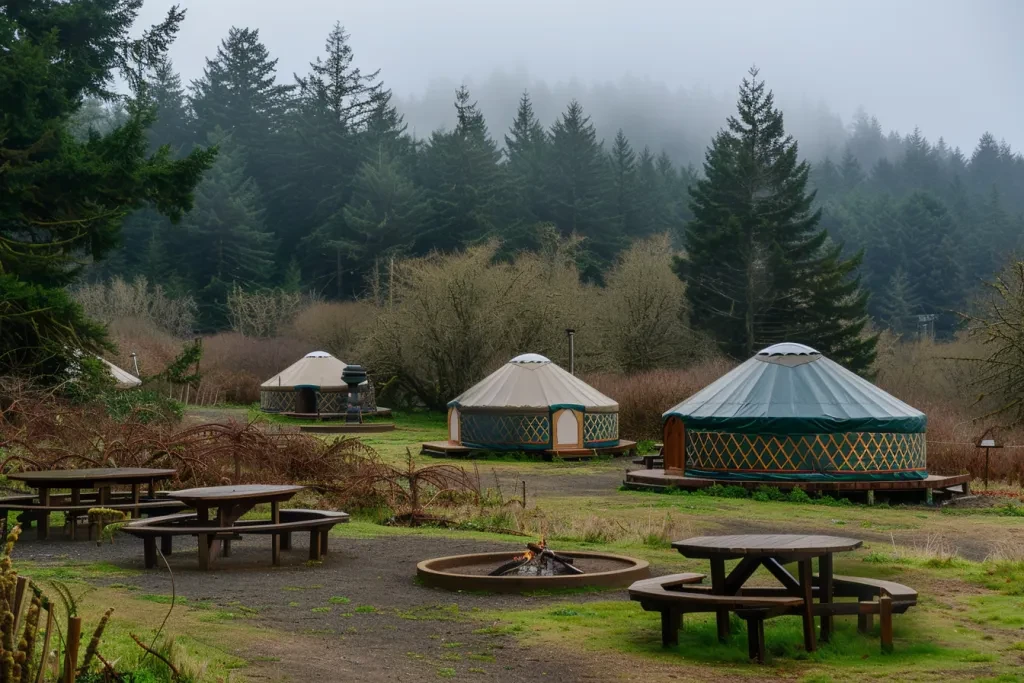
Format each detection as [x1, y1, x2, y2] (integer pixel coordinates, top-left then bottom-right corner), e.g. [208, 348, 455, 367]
[421, 440, 637, 461]
[281, 407, 392, 420]
[299, 423, 396, 434]
[623, 469, 971, 503]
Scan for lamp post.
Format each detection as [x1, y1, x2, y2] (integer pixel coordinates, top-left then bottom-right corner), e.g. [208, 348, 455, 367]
[975, 428, 1003, 491]
[342, 365, 368, 424]
[565, 329, 576, 375]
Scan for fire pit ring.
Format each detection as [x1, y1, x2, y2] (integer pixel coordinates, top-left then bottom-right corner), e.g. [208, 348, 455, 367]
[417, 551, 650, 593]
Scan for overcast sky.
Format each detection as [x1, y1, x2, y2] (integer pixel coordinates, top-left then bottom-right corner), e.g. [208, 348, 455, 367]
[135, 0, 1022, 152]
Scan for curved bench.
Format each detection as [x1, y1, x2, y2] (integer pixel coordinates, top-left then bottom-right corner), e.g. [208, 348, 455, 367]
[122, 509, 350, 569]
[0, 495, 187, 540]
[630, 572, 918, 662]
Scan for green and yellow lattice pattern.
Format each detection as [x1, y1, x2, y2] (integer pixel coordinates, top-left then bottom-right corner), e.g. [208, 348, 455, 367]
[460, 413, 551, 449]
[583, 412, 619, 445]
[686, 430, 926, 474]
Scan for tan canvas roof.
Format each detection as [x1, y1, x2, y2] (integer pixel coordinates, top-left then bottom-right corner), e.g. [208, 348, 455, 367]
[449, 354, 617, 412]
[261, 351, 365, 390]
[102, 358, 141, 389]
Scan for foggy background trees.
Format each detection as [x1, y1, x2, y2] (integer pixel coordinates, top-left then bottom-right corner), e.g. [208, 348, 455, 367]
[74, 21, 1024, 355]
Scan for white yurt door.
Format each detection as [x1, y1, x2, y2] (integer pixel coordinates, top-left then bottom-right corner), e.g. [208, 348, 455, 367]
[555, 410, 580, 448]
[449, 409, 460, 442]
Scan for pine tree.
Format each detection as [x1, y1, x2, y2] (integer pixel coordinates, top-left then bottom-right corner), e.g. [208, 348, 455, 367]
[146, 56, 192, 156]
[879, 267, 921, 335]
[609, 129, 638, 236]
[501, 92, 549, 252]
[676, 68, 874, 372]
[417, 86, 504, 252]
[838, 147, 865, 191]
[545, 99, 615, 279]
[179, 134, 276, 328]
[0, 2, 215, 377]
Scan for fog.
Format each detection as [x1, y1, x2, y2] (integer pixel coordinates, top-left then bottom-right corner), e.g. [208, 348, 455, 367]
[135, 0, 1023, 162]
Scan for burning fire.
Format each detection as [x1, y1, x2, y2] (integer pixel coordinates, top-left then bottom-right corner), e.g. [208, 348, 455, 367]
[513, 538, 546, 563]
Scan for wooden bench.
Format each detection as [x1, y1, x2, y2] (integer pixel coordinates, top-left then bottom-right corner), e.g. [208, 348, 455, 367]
[0, 495, 187, 540]
[630, 573, 801, 663]
[121, 509, 350, 569]
[632, 455, 664, 469]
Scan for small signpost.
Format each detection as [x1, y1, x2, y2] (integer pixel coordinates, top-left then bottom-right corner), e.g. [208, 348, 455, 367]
[975, 428, 1003, 490]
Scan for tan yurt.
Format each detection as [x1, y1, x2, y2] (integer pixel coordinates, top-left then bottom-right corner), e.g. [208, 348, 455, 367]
[260, 351, 376, 415]
[101, 359, 141, 389]
[446, 353, 619, 451]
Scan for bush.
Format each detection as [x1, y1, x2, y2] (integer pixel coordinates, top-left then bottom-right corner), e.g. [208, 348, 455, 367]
[787, 487, 812, 504]
[586, 360, 735, 440]
[752, 485, 785, 502]
[288, 300, 374, 360]
[74, 275, 197, 337]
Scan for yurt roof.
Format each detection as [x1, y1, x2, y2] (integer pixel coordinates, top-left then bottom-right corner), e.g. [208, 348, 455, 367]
[449, 354, 617, 412]
[261, 351, 365, 390]
[102, 359, 141, 389]
[663, 343, 925, 434]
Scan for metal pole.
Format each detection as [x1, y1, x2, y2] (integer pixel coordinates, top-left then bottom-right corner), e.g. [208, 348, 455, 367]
[985, 447, 990, 490]
[566, 329, 576, 375]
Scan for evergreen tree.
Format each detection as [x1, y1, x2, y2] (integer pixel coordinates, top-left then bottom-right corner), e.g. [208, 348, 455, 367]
[545, 99, 615, 279]
[0, 1, 215, 377]
[502, 92, 550, 252]
[838, 147, 865, 191]
[178, 135, 275, 328]
[879, 267, 921, 335]
[417, 86, 504, 252]
[147, 56, 192, 156]
[609, 129, 639, 236]
[676, 68, 874, 372]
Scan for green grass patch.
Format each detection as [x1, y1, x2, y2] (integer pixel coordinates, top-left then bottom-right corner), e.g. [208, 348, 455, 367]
[329, 595, 351, 604]
[354, 605, 377, 613]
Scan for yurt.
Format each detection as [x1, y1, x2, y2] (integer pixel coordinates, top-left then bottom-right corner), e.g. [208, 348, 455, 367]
[661, 343, 927, 481]
[260, 351, 377, 415]
[446, 353, 620, 451]
[101, 359, 141, 389]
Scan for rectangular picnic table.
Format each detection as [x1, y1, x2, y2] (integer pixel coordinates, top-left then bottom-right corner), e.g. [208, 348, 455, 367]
[161, 484, 305, 569]
[672, 534, 863, 651]
[5, 468, 178, 540]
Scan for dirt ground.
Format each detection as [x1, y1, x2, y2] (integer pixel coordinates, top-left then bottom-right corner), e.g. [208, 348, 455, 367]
[20, 531, 645, 682]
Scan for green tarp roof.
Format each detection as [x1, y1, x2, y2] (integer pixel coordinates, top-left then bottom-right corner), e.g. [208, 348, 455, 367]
[663, 343, 926, 434]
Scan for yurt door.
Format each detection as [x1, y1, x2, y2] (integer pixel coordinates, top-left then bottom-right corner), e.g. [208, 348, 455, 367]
[448, 408, 460, 443]
[296, 387, 316, 414]
[663, 416, 686, 474]
[555, 410, 581, 449]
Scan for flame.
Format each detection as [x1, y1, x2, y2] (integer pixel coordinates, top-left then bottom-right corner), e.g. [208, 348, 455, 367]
[516, 550, 535, 562]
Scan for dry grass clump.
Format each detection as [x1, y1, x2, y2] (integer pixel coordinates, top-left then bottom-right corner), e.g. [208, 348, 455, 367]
[586, 359, 735, 440]
[199, 333, 311, 403]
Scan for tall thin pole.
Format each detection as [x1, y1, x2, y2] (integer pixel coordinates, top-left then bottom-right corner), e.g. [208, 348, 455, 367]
[566, 329, 576, 375]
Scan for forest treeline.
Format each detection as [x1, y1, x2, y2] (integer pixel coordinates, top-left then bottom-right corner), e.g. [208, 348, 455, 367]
[78, 23, 1024, 339]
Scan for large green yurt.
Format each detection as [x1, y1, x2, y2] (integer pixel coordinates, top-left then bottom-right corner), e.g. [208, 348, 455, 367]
[446, 354, 620, 451]
[661, 343, 927, 481]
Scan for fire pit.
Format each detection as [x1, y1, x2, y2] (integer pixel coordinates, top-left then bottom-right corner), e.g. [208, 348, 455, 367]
[417, 541, 649, 593]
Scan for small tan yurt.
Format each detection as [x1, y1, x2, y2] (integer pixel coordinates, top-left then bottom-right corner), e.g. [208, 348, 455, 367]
[102, 359, 141, 389]
[446, 353, 619, 451]
[260, 351, 376, 415]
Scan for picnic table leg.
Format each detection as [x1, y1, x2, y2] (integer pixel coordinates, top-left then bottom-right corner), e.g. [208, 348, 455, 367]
[798, 559, 817, 652]
[271, 502, 281, 566]
[308, 530, 321, 561]
[218, 505, 231, 558]
[131, 484, 141, 519]
[280, 531, 292, 550]
[37, 487, 50, 540]
[148, 479, 156, 498]
[143, 537, 157, 569]
[880, 594, 894, 653]
[197, 533, 211, 570]
[320, 529, 329, 556]
[858, 603, 874, 633]
[99, 486, 111, 506]
[710, 557, 730, 641]
[161, 535, 173, 556]
[819, 553, 834, 643]
[197, 505, 218, 568]
[745, 615, 766, 664]
[69, 488, 81, 539]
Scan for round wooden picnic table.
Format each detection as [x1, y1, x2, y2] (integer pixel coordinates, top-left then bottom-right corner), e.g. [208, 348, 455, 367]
[164, 485, 304, 568]
[7, 468, 176, 540]
[672, 534, 863, 652]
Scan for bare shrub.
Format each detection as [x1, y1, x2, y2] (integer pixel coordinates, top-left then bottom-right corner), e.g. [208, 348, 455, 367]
[103, 317, 181, 377]
[226, 285, 310, 338]
[287, 301, 374, 360]
[362, 241, 593, 410]
[199, 333, 311, 403]
[598, 234, 697, 371]
[73, 276, 197, 337]
[586, 359, 735, 440]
